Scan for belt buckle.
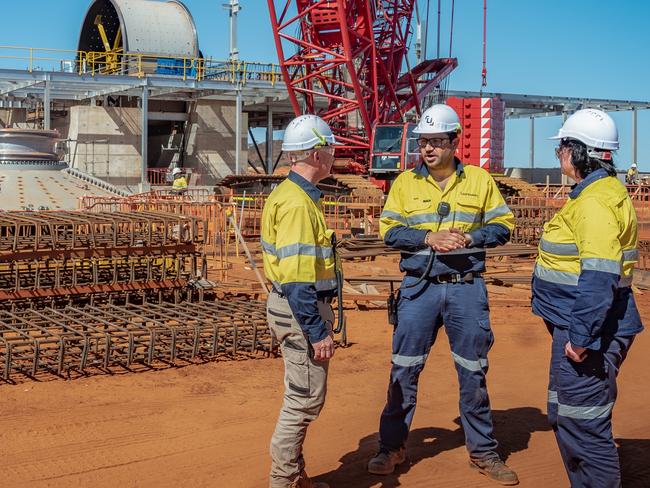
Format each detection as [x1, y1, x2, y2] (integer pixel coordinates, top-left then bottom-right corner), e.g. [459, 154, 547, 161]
[451, 273, 462, 283]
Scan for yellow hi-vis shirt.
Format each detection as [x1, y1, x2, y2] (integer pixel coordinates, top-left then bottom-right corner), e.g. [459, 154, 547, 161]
[380, 161, 515, 277]
[532, 170, 643, 348]
[261, 177, 337, 294]
[172, 176, 188, 190]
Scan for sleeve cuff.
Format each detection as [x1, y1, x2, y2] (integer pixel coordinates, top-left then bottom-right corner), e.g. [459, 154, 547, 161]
[569, 329, 601, 350]
[307, 323, 329, 344]
[469, 229, 485, 248]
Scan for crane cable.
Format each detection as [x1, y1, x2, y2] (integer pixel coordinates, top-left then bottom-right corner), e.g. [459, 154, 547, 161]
[482, 0, 488, 87]
[449, 0, 455, 57]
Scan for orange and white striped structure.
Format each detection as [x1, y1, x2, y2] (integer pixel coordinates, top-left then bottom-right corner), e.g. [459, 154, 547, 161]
[446, 97, 505, 173]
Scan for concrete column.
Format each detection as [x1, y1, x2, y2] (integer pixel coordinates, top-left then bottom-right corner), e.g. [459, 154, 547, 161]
[266, 102, 273, 174]
[43, 74, 51, 130]
[632, 108, 638, 164]
[529, 116, 535, 168]
[235, 86, 242, 175]
[140, 84, 149, 191]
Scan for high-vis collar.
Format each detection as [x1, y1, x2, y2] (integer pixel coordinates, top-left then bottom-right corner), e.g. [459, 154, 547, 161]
[414, 157, 464, 178]
[288, 170, 322, 203]
[569, 168, 610, 199]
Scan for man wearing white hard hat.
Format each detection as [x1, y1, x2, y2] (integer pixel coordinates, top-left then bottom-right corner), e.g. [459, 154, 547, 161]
[171, 167, 188, 193]
[368, 104, 518, 485]
[261, 114, 339, 488]
[626, 162, 639, 185]
[533, 109, 643, 486]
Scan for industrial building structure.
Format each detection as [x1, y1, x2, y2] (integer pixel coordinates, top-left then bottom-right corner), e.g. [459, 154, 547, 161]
[0, 0, 646, 207]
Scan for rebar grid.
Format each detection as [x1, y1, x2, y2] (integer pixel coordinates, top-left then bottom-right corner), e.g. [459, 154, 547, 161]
[0, 211, 206, 255]
[0, 299, 273, 382]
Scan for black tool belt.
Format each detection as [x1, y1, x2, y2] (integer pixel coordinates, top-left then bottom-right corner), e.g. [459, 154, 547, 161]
[433, 272, 482, 284]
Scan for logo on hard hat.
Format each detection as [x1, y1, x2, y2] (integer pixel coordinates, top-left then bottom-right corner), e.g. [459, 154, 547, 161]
[425, 115, 433, 124]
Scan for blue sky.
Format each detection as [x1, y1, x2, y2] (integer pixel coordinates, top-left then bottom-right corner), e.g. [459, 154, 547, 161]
[2, 0, 649, 170]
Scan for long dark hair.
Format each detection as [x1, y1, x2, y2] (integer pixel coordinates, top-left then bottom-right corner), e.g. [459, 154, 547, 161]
[560, 138, 616, 178]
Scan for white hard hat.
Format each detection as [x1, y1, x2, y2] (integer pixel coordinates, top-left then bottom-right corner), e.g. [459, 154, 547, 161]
[413, 104, 461, 134]
[631, 163, 637, 168]
[282, 114, 338, 151]
[172, 167, 182, 175]
[550, 109, 619, 150]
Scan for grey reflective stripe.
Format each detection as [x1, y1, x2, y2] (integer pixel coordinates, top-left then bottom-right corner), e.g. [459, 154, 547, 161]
[392, 353, 428, 367]
[261, 238, 276, 255]
[453, 210, 482, 224]
[558, 401, 614, 420]
[581, 258, 621, 274]
[623, 249, 639, 261]
[534, 264, 579, 286]
[381, 210, 407, 224]
[548, 390, 558, 404]
[619, 275, 633, 287]
[451, 352, 488, 372]
[275, 242, 333, 260]
[272, 279, 336, 292]
[406, 212, 439, 226]
[484, 204, 511, 222]
[315, 278, 338, 291]
[539, 239, 579, 256]
[262, 240, 333, 260]
[406, 210, 480, 227]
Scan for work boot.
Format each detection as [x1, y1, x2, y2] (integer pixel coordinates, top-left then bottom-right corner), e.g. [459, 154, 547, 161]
[469, 457, 519, 486]
[367, 448, 407, 475]
[288, 470, 329, 488]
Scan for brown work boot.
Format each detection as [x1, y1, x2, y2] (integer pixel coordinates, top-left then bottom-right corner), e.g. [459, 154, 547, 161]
[288, 471, 329, 488]
[367, 448, 407, 475]
[469, 457, 519, 485]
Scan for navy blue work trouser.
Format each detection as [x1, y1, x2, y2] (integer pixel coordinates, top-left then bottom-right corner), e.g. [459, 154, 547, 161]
[378, 275, 499, 459]
[547, 324, 635, 488]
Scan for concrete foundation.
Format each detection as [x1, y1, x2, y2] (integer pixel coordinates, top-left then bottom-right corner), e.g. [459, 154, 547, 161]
[184, 100, 248, 184]
[67, 106, 142, 187]
[61, 100, 247, 188]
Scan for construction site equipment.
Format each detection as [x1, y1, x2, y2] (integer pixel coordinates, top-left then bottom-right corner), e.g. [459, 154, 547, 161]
[268, 0, 457, 190]
[0, 129, 62, 166]
[0, 211, 206, 306]
[0, 299, 272, 383]
[78, 0, 200, 76]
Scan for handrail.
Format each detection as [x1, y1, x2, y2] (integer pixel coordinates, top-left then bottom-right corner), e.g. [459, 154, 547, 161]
[0, 45, 284, 84]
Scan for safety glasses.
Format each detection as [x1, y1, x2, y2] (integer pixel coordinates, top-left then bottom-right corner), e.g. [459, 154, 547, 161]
[417, 137, 450, 148]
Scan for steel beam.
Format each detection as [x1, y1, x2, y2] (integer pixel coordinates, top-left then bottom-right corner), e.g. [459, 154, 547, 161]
[235, 86, 242, 174]
[529, 116, 535, 168]
[140, 84, 149, 192]
[266, 100, 273, 174]
[632, 108, 638, 164]
[43, 74, 51, 130]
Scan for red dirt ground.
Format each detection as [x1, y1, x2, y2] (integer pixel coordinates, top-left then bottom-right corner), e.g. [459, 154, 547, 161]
[1, 259, 648, 487]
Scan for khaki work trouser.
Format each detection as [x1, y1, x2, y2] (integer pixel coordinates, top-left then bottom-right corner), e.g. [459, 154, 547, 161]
[267, 291, 334, 488]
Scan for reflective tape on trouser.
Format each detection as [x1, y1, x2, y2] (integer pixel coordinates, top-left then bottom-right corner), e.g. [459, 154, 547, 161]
[392, 353, 428, 367]
[378, 278, 497, 457]
[547, 324, 635, 487]
[451, 351, 488, 372]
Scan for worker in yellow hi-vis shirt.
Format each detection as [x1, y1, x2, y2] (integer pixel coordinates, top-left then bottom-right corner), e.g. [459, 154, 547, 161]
[533, 109, 643, 487]
[261, 114, 339, 488]
[368, 104, 518, 486]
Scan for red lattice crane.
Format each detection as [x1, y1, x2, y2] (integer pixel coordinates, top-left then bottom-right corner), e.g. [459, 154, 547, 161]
[268, 0, 457, 183]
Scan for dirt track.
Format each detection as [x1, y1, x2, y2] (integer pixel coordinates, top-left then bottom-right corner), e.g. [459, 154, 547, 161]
[1, 284, 649, 487]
